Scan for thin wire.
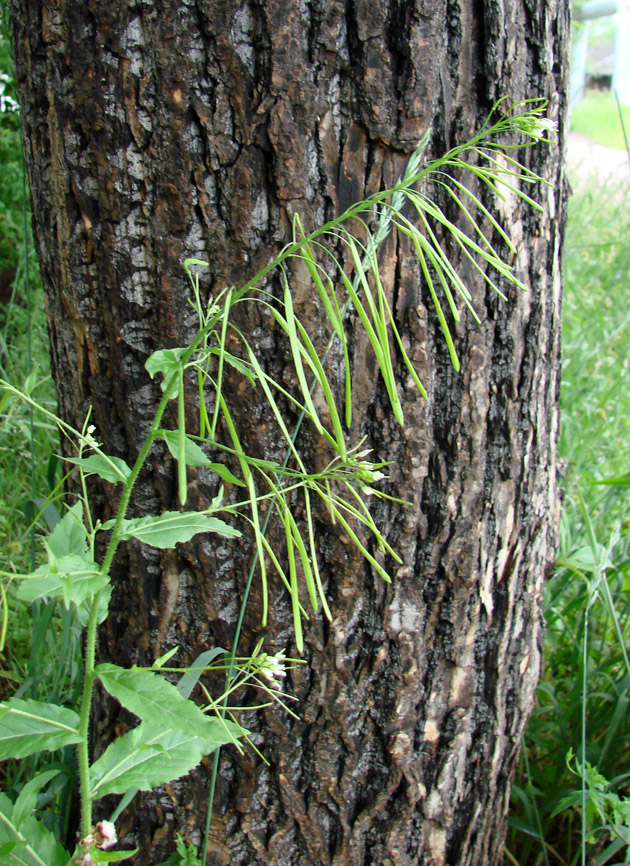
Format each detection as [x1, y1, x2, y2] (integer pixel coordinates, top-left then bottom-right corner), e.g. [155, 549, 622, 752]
[613, 88, 630, 173]
[18, 114, 43, 703]
[20, 133, 35, 570]
[582, 606, 588, 866]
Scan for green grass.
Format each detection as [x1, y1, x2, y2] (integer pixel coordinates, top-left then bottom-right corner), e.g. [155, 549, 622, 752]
[571, 90, 630, 152]
[0, 32, 58, 689]
[0, 23, 82, 839]
[507, 181, 630, 865]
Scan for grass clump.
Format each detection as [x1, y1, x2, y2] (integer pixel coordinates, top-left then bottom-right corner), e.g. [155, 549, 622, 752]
[0, 17, 57, 672]
[507, 181, 630, 864]
[571, 90, 630, 152]
[0, 23, 76, 839]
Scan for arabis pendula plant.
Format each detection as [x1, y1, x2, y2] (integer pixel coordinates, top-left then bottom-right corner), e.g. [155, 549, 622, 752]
[0, 99, 554, 864]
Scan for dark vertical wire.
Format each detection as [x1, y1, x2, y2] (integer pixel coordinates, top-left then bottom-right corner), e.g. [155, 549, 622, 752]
[20, 114, 41, 703]
[20, 135, 35, 569]
[613, 88, 630, 172]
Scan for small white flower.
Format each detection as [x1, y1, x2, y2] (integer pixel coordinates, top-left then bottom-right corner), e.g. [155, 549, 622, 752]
[515, 116, 557, 141]
[94, 820, 117, 850]
[530, 118, 557, 140]
[258, 650, 287, 689]
[83, 427, 102, 449]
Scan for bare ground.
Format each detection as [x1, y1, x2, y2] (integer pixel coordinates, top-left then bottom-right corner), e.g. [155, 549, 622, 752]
[567, 132, 630, 192]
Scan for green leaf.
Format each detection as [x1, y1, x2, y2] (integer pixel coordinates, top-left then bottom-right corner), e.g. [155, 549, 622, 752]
[0, 796, 69, 866]
[23, 497, 60, 533]
[100, 511, 240, 548]
[153, 834, 202, 866]
[592, 472, 630, 487]
[16, 555, 108, 608]
[89, 718, 245, 798]
[145, 348, 187, 397]
[207, 462, 245, 487]
[64, 454, 131, 484]
[0, 385, 13, 415]
[95, 665, 235, 740]
[145, 348, 187, 379]
[11, 770, 60, 829]
[176, 648, 226, 699]
[208, 347, 257, 384]
[0, 698, 82, 760]
[157, 435, 245, 487]
[157, 430, 209, 468]
[90, 846, 139, 863]
[153, 646, 180, 669]
[76, 583, 112, 627]
[109, 649, 226, 828]
[45, 501, 88, 558]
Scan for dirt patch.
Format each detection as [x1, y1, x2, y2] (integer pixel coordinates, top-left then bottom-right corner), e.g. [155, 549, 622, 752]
[567, 132, 630, 192]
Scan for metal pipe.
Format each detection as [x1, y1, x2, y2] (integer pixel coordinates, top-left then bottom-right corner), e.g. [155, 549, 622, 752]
[574, 0, 618, 21]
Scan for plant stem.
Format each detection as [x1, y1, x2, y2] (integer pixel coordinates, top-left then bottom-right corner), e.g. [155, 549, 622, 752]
[74, 385, 174, 839]
[77, 588, 101, 838]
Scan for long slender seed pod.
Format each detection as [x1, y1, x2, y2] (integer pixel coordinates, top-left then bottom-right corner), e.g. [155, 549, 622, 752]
[177, 367, 187, 506]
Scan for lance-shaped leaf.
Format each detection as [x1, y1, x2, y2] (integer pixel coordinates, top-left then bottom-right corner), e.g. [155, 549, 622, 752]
[16, 555, 108, 608]
[206, 462, 245, 487]
[76, 583, 112, 628]
[11, 771, 60, 830]
[0, 793, 69, 866]
[64, 453, 131, 484]
[45, 500, 88, 558]
[99, 510, 240, 548]
[89, 718, 245, 799]
[157, 433, 246, 486]
[104, 647, 230, 822]
[89, 846, 139, 863]
[96, 664, 235, 740]
[176, 647, 227, 699]
[0, 698, 82, 760]
[158, 430, 212, 467]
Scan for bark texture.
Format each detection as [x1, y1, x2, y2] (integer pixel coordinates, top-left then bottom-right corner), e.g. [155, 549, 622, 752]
[11, 1, 570, 864]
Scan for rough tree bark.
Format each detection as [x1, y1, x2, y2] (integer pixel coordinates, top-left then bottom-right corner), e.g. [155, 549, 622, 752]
[11, 1, 569, 864]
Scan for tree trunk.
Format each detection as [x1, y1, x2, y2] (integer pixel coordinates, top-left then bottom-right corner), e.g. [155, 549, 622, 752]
[11, 1, 569, 864]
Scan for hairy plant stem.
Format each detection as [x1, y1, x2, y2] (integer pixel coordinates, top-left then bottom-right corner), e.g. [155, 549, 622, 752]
[77, 591, 100, 838]
[75, 384, 174, 839]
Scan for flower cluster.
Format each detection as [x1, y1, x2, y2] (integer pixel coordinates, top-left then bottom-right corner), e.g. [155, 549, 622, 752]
[513, 114, 557, 142]
[74, 821, 118, 865]
[344, 448, 388, 497]
[255, 649, 288, 690]
[83, 424, 102, 451]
